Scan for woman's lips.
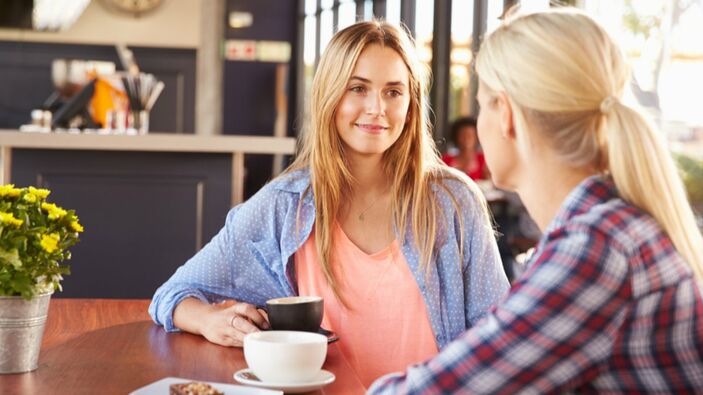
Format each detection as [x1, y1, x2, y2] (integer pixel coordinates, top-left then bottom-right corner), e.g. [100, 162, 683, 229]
[355, 123, 389, 134]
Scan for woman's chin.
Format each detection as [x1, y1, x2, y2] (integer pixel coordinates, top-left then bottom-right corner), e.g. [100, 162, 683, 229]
[490, 176, 513, 192]
[346, 145, 391, 157]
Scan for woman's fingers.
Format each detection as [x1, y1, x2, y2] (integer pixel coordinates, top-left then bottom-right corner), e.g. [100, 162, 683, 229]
[257, 308, 269, 322]
[232, 302, 270, 329]
[223, 327, 246, 347]
[230, 314, 261, 334]
[220, 302, 269, 347]
[199, 301, 274, 347]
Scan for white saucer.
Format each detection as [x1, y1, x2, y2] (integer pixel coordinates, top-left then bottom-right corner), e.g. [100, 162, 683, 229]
[233, 369, 335, 394]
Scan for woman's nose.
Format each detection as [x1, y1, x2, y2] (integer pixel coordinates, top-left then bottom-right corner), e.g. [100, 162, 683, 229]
[365, 92, 385, 115]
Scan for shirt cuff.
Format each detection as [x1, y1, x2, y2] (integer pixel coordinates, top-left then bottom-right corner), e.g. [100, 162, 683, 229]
[162, 290, 210, 332]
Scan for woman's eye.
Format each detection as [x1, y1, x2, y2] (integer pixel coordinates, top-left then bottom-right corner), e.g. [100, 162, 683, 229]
[350, 86, 365, 93]
[387, 89, 402, 97]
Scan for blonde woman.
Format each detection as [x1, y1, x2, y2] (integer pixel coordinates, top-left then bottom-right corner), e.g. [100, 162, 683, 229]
[150, 20, 509, 387]
[370, 8, 703, 394]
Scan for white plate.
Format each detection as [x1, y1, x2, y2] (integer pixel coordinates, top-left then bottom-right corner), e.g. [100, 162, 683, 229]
[233, 369, 335, 394]
[129, 377, 283, 395]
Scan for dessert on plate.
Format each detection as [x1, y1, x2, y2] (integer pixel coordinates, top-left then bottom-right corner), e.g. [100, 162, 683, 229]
[169, 381, 224, 395]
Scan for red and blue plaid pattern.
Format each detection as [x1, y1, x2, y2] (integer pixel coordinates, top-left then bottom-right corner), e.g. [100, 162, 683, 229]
[369, 176, 703, 394]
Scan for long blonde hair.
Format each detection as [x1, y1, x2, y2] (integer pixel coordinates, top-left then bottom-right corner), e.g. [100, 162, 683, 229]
[476, 8, 703, 281]
[288, 20, 490, 301]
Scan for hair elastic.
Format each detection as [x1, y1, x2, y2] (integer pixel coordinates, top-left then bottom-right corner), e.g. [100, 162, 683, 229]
[600, 95, 618, 114]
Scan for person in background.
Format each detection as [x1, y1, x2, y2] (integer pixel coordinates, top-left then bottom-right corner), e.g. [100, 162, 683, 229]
[370, 8, 703, 394]
[150, 20, 509, 388]
[442, 116, 488, 180]
[444, 116, 519, 278]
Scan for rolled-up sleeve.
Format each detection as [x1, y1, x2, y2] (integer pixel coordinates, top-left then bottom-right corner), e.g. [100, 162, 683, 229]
[149, 205, 242, 331]
[149, 180, 299, 332]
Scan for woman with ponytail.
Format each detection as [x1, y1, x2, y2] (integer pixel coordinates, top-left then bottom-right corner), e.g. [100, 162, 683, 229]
[370, 8, 703, 394]
[150, 20, 509, 387]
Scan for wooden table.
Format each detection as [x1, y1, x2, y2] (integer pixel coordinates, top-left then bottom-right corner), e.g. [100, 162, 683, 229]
[0, 299, 365, 395]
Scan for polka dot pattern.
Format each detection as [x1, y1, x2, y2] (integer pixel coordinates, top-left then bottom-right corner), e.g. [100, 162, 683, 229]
[149, 170, 510, 347]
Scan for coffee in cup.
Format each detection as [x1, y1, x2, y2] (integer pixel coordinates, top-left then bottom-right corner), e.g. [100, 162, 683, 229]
[265, 295, 323, 333]
[244, 330, 327, 383]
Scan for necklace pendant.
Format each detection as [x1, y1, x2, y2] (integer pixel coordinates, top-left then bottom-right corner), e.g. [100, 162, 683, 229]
[358, 213, 364, 221]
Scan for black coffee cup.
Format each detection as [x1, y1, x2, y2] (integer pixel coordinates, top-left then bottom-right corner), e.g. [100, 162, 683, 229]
[265, 296, 323, 333]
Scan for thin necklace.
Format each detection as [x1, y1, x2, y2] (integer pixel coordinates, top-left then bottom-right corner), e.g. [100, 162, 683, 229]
[357, 196, 381, 221]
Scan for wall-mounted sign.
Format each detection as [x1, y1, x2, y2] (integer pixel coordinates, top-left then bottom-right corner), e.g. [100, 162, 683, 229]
[225, 40, 257, 61]
[256, 41, 291, 63]
[225, 40, 291, 63]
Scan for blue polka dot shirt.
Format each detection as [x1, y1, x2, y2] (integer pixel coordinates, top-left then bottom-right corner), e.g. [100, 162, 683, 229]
[149, 169, 509, 348]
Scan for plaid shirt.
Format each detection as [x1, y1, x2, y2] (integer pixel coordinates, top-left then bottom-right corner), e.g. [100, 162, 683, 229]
[369, 176, 703, 394]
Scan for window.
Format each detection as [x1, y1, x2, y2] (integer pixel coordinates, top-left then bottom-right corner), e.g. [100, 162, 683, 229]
[386, 0, 401, 25]
[338, 0, 357, 30]
[584, 0, 703, 157]
[448, 0, 473, 121]
[415, 0, 434, 66]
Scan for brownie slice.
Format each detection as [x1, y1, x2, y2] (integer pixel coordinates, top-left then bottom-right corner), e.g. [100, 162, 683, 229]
[169, 381, 224, 395]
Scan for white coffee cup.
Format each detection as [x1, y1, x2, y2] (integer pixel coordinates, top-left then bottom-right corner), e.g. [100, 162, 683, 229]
[243, 331, 327, 383]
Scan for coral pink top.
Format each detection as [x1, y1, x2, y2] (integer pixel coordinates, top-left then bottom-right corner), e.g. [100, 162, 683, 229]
[295, 224, 438, 388]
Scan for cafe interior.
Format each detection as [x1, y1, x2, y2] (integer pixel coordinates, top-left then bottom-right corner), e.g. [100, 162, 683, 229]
[1, 0, 702, 393]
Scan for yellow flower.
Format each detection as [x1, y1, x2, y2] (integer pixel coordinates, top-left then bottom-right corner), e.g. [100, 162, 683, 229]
[40, 202, 56, 211]
[0, 184, 21, 198]
[28, 186, 50, 199]
[0, 211, 23, 227]
[23, 193, 37, 203]
[40, 233, 60, 253]
[70, 221, 84, 233]
[41, 202, 67, 220]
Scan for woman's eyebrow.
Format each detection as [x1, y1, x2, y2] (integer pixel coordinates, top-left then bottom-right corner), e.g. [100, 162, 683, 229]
[349, 76, 406, 87]
[349, 76, 371, 83]
[386, 81, 406, 87]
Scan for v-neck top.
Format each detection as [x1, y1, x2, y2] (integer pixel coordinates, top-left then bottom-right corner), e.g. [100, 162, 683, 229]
[150, 168, 510, 351]
[295, 224, 438, 388]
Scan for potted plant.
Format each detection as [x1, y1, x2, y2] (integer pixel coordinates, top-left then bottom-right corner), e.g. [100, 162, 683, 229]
[676, 154, 703, 231]
[0, 184, 83, 374]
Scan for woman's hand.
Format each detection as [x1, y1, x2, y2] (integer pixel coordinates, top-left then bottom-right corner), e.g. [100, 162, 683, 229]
[173, 298, 269, 347]
[203, 301, 270, 347]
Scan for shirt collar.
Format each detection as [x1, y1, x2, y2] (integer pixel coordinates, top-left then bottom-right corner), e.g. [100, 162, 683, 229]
[273, 168, 310, 193]
[272, 168, 315, 210]
[543, 174, 619, 235]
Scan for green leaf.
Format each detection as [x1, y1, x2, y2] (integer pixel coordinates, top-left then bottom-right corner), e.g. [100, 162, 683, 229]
[0, 248, 21, 269]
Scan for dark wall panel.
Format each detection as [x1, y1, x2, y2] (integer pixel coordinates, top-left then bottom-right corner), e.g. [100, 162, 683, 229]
[11, 149, 232, 298]
[224, 0, 299, 135]
[224, 0, 299, 198]
[0, 42, 196, 133]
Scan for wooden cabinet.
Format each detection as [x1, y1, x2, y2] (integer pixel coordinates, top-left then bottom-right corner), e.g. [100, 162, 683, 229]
[1, 131, 296, 298]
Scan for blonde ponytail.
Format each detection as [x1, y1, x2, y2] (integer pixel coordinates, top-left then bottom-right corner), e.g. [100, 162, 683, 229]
[605, 102, 703, 281]
[476, 8, 703, 282]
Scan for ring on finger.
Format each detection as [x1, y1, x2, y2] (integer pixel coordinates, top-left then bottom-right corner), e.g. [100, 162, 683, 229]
[230, 315, 238, 328]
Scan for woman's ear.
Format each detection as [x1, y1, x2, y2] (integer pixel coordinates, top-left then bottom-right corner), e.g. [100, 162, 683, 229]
[496, 92, 515, 140]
